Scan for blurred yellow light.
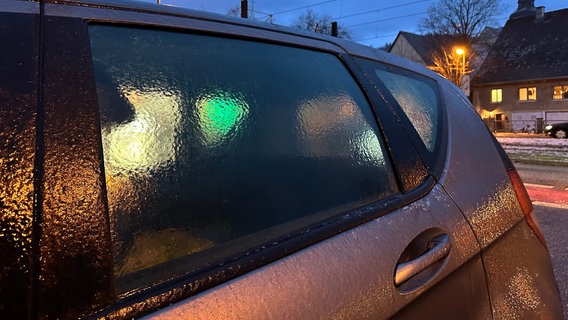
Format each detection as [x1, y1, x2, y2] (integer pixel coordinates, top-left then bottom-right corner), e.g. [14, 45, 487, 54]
[456, 48, 465, 55]
[103, 86, 181, 174]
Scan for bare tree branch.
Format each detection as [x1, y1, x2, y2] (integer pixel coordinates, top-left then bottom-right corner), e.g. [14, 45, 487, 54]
[428, 46, 472, 87]
[419, 0, 503, 43]
[291, 9, 352, 40]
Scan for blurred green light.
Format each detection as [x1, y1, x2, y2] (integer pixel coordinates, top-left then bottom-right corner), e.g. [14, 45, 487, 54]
[196, 90, 248, 145]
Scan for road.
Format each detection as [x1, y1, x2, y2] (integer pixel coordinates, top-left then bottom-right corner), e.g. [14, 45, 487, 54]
[534, 204, 568, 320]
[515, 162, 568, 190]
[516, 162, 568, 318]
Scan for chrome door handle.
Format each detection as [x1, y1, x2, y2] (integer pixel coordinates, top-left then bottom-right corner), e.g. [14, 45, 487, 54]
[395, 234, 451, 286]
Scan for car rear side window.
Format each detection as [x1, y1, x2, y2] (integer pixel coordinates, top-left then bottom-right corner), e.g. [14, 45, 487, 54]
[88, 25, 397, 293]
[374, 67, 440, 152]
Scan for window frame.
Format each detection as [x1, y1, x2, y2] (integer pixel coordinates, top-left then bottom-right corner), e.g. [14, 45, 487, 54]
[40, 14, 114, 319]
[354, 58, 447, 184]
[0, 8, 40, 320]
[518, 86, 537, 101]
[42, 6, 434, 319]
[553, 85, 568, 100]
[491, 88, 503, 103]
[90, 23, 401, 293]
[44, 3, 433, 319]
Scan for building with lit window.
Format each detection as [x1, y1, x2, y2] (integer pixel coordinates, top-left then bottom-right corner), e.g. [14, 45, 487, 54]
[472, 0, 568, 132]
[389, 28, 500, 82]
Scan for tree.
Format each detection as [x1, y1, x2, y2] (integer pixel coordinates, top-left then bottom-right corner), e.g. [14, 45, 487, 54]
[419, 0, 502, 44]
[227, 5, 273, 23]
[418, 0, 503, 88]
[291, 9, 352, 40]
[428, 46, 471, 87]
[378, 42, 392, 51]
[227, 6, 240, 17]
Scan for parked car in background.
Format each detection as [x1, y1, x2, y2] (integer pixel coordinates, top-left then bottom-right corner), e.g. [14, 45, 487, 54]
[0, 0, 563, 318]
[545, 122, 568, 138]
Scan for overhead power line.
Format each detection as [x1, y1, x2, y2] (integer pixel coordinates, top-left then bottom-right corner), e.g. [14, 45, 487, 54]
[271, 0, 337, 16]
[346, 11, 427, 28]
[249, 0, 433, 45]
[356, 33, 400, 42]
[335, 0, 431, 20]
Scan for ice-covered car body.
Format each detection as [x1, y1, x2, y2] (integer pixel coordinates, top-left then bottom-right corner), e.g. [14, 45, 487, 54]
[0, 0, 562, 318]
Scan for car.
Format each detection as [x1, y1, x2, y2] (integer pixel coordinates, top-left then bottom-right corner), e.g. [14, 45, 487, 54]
[545, 122, 568, 138]
[0, 0, 563, 319]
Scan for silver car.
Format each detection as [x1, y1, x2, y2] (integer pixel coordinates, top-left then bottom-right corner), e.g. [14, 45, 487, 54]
[0, 0, 562, 318]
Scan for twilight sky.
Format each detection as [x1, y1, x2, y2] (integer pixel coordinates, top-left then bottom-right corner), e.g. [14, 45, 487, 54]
[142, 0, 567, 47]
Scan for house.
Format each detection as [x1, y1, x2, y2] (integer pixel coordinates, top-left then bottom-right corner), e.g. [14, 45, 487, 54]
[389, 32, 442, 66]
[472, 0, 568, 132]
[389, 28, 500, 88]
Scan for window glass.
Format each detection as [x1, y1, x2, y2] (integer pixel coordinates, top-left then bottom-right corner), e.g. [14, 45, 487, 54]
[374, 68, 439, 152]
[553, 85, 568, 100]
[491, 89, 502, 103]
[89, 25, 397, 292]
[519, 87, 536, 101]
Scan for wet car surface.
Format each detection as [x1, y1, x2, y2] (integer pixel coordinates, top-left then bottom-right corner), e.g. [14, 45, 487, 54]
[0, 0, 563, 319]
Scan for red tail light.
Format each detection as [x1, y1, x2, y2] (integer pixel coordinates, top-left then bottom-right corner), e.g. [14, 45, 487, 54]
[507, 169, 548, 250]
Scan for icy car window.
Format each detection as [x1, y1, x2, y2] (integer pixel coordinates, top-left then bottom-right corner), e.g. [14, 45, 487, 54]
[89, 24, 398, 293]
[375, 69, 439, 151]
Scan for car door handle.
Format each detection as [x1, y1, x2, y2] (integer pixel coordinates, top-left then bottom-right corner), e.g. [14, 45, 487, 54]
[394, 234, 451, 286]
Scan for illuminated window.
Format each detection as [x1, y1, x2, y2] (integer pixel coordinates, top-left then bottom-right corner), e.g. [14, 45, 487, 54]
[519, 87, 536, 101]
[491, 89, 502, 103]
[553, 85, 568, 100]
[89, 24, 397, 293]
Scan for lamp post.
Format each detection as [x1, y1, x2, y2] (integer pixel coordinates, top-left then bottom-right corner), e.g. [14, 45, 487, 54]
[455, 47, 465, 76]
[455, 47, 470, 96]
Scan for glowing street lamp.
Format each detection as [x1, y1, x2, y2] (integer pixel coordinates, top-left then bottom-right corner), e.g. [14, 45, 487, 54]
[455, 47, 466, 75]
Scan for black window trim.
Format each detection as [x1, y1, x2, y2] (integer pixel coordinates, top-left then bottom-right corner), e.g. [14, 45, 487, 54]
[353, 57, 448, 182]
[39, 12, 114, 319]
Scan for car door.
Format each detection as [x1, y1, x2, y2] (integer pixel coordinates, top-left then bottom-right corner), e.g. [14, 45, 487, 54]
[349, 57, 494, 318]
[144, 184, 491, 320]
[36, 2, 491, 318]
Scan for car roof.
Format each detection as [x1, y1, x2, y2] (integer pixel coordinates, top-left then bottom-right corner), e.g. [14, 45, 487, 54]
[39, 0, 440, 80]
